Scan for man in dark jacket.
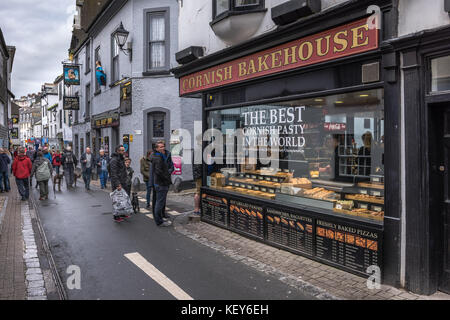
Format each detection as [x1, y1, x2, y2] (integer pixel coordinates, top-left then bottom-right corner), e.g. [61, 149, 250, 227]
[80, 147, 95, 190]
[150, 141, 174, 227]
[109, 145, 127, 191]
[0, 148, 11, 192]
[61, 146, 78, 189]
[12, 147, 32, 201]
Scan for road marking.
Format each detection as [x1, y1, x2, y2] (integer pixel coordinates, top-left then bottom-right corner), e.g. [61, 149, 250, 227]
[124, 252, 193, 300]
[145, 214, 154, 220]
[168, 210, 182, 216]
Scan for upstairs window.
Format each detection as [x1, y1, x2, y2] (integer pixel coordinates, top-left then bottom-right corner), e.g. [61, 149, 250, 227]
[85, 41, 91, 74]
[212, 0, 264, 20]
[111, 36, 120, 82]
[145, 9, 170, 73]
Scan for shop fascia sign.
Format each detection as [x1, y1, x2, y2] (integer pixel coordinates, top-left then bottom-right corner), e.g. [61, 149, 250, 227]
[179, 18, 378, 96]
[91, 110, 120, 129]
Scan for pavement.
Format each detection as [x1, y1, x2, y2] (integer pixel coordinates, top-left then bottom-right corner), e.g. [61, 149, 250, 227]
[0, 179, 58, 300]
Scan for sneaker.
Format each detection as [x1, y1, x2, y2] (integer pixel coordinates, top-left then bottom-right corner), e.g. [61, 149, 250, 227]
[146, 204, 151, 209]
[162, 217, 169, 222]
[193, 211, 201, 215]
[114, 217, 124, 222]
[121, 215, 130, 219]
[160, 221, 172, 227]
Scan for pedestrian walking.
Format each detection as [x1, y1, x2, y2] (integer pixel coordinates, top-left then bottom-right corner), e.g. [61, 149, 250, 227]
[61, 146, 78, 189]
[43, 147, 52, 163]
[150, 140, 174, 227]
[96, 149, 110, 189]
[31, 151, 53, 200]
[80, 147, 95, 190]
[140, 150, 153, 209]
[0, 148, 11, 192]
[124, 158, 134, 197]
[12, 147, 32, 201]
[52, 150, 62, 175]
[109, 145, 129, 222]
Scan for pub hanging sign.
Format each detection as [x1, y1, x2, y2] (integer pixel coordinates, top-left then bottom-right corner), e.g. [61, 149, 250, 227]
[63, 65, 80, 86]
[179, 18, 379, 96]
[63, 96, 80, 110]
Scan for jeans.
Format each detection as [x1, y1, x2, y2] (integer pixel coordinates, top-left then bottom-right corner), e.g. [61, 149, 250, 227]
[16, 177, 29, 199]
[99, 170, 108, 188]
[145, 180, 152, 206]
[82, 167, 92, 189]
[0, 172, 10, 191]
[154, 185, 169, 226]
[55, 166, 60, 175]
[64, 166, 74, 187]
[38, 180, 49, 198]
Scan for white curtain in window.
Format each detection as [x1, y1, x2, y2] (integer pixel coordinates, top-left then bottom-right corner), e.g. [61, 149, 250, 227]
[150, 15, 165, 68]
[150, 16, 165, 41]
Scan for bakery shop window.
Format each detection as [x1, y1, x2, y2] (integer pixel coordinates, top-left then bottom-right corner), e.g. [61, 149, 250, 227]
[205, 89, 385, 222]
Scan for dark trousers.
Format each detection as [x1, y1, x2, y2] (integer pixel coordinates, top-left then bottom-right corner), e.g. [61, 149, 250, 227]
[16, 177, 30, 199]
[38, 180, 49, 198]
[64, 166, 74, 187]
[145, 180, 152, 206]
[82, 167, 92, 188]
[55, 166, 60, 175]
[124, 184, 131, 197]
[0, 172, 10, 191]
[154, 185, 169, 225]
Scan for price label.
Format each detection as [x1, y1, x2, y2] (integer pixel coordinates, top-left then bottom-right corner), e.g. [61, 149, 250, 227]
[258, 176, 264, 180]
[373, 206, 382, 212]
[261, 187, 267, 192]
[269, 189, 275, 194]
[359, 204, 368, 209]
[254, 186, 260, 191]
[359, 190, 368, 195]
[265, 177, 271, 181]
[251, 175, 257, 179]
[336, 204, 343, 210]
[371, 191, 381, 197]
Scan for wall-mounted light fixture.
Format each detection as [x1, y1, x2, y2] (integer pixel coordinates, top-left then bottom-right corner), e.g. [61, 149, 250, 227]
[112, 22, 132, 61]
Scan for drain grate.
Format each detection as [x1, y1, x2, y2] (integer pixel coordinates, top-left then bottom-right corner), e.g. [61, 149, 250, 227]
[91, 205, 102, 208]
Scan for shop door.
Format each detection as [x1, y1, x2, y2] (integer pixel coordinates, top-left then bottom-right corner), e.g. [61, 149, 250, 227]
[430, 106, 450, 293]
[147, 112, 166, 151]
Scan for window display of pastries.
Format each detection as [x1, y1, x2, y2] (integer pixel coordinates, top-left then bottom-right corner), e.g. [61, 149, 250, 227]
[345, 194, 384, 204]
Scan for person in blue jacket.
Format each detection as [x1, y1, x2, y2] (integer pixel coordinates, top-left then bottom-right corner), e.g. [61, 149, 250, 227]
[42, 147, 53, 163]
[96, 60, 106, 86]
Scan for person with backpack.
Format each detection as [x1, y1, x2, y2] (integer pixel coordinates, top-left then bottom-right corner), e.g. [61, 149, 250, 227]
[31, 151, 53, 200]
[52, 150, 62, 175]
[61, 146, 78, 189]
[140, 150, 153, 209]
[0, 148, 11, 193]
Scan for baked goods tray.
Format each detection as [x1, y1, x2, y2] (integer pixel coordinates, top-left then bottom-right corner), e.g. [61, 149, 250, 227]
[310, 179, 355, 192]
[341, 186, 384, 197]
[276, 193, 334, 210]
[345, 194, 385, 205]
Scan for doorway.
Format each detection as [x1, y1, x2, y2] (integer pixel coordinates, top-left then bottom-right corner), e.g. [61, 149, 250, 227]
[147, 111, 167, 151]
[429, 104, 450, 294]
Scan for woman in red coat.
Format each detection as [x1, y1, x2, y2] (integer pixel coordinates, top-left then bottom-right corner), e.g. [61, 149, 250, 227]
[12, 147, 32, 201]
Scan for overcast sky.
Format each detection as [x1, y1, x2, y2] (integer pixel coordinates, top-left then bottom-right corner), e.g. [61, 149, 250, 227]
[0, 0, 75, 98]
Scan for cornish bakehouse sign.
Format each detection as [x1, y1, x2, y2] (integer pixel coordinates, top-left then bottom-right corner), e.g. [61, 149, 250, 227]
[179, 19, 378, 96]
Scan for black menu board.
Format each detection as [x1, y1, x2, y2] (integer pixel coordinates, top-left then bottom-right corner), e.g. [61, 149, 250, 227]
[315, 219, 381, 275]
[266, 207, 314, 256]
[201, 193, 228, 227]
[229, 200, 264, 239]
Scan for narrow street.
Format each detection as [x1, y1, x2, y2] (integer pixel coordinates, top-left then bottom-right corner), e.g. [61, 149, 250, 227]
[32, 181, 315, 300]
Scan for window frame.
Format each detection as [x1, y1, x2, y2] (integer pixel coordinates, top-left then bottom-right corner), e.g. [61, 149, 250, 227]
[85, 41, 91, 74]
[94, 46, 101, 93]
[143, 7, 171, 75]
[111, 35, 120, 83]
[212, 0, 265, 21]
[85, 83, 91, 120]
